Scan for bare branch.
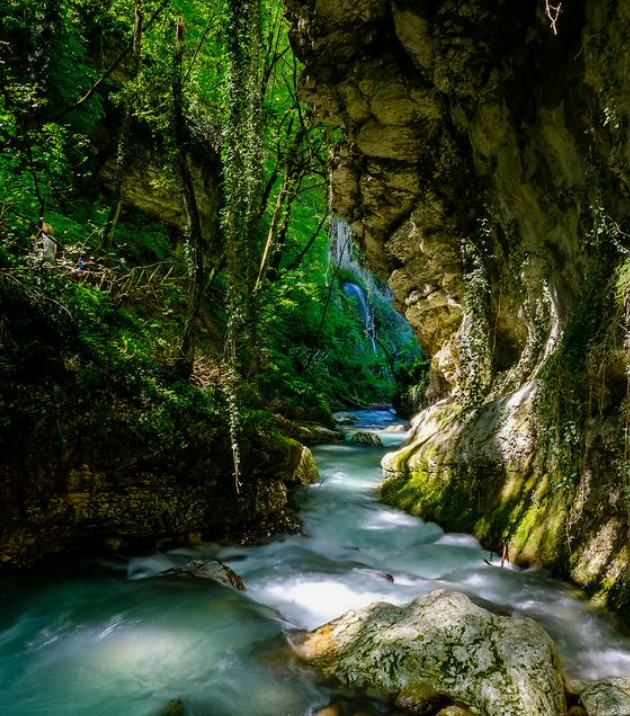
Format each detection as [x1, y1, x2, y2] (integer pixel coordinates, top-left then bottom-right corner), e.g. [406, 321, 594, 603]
[545, 0, 563, 35]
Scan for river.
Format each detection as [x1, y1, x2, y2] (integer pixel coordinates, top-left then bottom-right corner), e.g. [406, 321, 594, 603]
[1, 410, 630, 716]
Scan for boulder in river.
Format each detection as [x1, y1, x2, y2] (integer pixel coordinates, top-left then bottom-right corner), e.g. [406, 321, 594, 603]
[579, 678, 630, 716]
[294, 590, 566, 716]
[350, 431, 383, 446]
[160, 559, 246, 591]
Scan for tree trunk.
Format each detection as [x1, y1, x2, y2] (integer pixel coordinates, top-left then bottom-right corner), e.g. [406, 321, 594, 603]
[102, 0, 143, 252]
[172, 18, 212, 376]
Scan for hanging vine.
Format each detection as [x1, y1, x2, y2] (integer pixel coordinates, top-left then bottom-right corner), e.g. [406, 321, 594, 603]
[221, 0, 264, 493]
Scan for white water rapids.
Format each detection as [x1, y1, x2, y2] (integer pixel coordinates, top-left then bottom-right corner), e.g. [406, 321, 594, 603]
[1, 410, 630, 716]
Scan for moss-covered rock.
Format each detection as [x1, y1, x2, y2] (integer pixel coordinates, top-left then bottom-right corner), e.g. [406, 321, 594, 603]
[295, 590, 567, 716]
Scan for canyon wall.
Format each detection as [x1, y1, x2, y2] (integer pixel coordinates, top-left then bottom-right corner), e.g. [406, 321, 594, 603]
[288, 0, 630, 611]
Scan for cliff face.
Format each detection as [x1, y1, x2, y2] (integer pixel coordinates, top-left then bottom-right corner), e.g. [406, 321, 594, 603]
[288, 0, 630, 610]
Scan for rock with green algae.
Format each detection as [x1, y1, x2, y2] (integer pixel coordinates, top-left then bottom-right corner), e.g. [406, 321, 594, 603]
[350, 431, 383, 446]
[579, 678, 630, 716]
[436, 707, 477, 716]
[291, 445, 321, 485]
[294, 590, 566, 716]
[395, 681, 442, 715]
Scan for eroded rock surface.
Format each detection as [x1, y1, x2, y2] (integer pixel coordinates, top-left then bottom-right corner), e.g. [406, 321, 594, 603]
[296, 590, 566, 716]
[288, 0, 630, 610]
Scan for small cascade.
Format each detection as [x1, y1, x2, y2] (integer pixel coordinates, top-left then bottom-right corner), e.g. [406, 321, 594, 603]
[343, 281, 376, 351]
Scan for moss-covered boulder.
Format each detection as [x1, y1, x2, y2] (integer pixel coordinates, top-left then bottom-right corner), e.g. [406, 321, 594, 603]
[295, 590, 566, 716]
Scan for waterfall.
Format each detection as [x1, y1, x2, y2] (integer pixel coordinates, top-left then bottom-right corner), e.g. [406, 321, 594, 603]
[343, 281, 376, 351]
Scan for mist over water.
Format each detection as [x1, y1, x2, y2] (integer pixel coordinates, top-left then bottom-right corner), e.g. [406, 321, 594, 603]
[1, 410, 630, 715]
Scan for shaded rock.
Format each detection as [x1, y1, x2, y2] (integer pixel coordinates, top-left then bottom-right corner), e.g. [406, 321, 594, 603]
[102, 536, 128, 553]
[395, 681, 442, 715]
[295, 590, 566, 716]
[436, 707, 477, 716]
[350, 431, 383, 446]
[161, 559, 246, 591]
[580, 679, 630, 716]
[568, 708, 588, 716]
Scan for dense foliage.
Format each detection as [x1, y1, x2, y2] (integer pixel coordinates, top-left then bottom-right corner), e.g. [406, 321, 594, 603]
[0, 0, 417, 473]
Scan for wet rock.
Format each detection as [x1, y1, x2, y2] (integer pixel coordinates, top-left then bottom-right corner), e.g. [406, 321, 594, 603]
[395, 681, 442, 715]
[579, 678, 630, 716]
[295, 590, 566, 716]
[350, 431, 383, 446]
[384, 425, 408, 433]
[436, 707, 477, 716]
[161, 559, 246, 591]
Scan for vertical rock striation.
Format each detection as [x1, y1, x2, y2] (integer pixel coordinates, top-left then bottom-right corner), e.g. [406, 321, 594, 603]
[288, 0, 630, 610]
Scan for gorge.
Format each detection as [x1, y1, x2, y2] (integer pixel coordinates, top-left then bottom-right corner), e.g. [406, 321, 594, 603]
[2, 0, 630, 714]
[287, 0, 630, 614]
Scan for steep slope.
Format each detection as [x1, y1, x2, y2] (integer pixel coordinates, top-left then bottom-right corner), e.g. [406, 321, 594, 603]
[288, 0, 630, 611]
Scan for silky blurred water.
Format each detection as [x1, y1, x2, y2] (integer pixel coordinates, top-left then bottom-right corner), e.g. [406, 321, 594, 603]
[1, 410, 630, 716]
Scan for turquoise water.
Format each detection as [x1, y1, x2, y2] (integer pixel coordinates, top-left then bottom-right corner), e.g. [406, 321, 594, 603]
[1, 410, 630, 715]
